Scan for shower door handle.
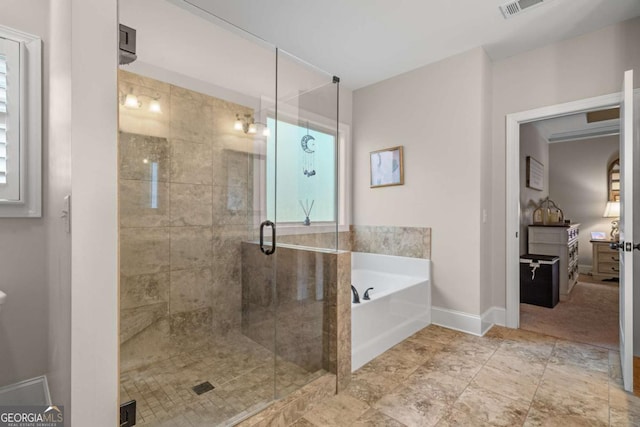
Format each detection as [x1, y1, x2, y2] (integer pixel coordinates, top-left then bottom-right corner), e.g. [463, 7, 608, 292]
[260, 220, 276, 255]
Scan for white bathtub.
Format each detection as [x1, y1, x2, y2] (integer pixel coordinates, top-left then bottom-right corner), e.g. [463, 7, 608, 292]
[351, 252, 431, 371]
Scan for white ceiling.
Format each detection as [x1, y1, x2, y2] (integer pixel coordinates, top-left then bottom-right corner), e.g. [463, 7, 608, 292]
[177, 0, 640, 89]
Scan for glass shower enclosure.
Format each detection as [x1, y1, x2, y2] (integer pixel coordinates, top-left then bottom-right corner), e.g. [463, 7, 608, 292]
[117, 1, 340, 425]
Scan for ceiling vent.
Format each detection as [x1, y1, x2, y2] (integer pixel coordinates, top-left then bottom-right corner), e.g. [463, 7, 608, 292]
[500, 0, 545, 19]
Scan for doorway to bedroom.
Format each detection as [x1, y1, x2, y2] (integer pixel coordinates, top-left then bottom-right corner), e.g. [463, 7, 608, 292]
[517, 110, 621, 350]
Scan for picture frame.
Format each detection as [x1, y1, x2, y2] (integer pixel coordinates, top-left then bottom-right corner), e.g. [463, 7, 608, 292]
[370, 146, 404, 188]
[591, 231, 607, 240]
[526, 156, 544, 191]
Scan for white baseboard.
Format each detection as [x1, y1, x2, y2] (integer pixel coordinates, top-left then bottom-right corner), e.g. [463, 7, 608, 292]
[431, 306, 483, 336]
[431, 306, 506, 337]
[481, 306, 506, 335]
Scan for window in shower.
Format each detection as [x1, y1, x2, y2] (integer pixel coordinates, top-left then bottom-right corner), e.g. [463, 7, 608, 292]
[265, 117, 336, 223]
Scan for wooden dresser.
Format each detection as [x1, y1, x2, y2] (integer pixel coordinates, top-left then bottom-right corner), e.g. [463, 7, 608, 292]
[528, 224, 580, 300]
[591, 240, 619, 280]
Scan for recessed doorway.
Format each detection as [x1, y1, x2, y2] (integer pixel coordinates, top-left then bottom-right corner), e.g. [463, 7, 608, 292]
[516, 112, 621, 350]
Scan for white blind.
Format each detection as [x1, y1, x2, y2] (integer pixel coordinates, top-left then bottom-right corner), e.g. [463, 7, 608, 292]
[0, 54, 6, 184]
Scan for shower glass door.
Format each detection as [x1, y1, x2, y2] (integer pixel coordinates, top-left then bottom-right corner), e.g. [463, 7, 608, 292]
[117, 1, 339, 425]
[272, 49, 340, 398]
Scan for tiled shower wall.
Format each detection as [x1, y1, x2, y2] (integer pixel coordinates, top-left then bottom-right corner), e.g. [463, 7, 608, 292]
[350, 225, 431, 259]
[277, 226, 431, 259]
[277, 231, 351, 250]
[118, 70, 256, 371]
[240, 243, 351, 392]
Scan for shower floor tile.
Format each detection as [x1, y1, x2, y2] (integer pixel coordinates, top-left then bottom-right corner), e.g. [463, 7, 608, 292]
[120, 333, 324, 426]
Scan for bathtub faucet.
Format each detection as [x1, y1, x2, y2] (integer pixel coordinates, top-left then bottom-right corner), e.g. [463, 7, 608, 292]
[351, 285, 360, 304]
[363, 288, 374, 300]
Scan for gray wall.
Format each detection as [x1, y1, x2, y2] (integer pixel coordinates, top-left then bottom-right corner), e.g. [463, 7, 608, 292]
[519, 123, 550, 256]
[46, 0, 72, 416]
[0, 0, 73, 414]
[0, 0, 49, 388]
[549, 135, 619, 269]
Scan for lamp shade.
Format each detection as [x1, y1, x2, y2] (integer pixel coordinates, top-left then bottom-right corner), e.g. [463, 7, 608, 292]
[603, 201, 620, 218]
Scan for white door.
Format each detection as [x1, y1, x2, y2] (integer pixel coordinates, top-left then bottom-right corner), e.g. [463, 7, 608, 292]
[619, 69, 636, 392]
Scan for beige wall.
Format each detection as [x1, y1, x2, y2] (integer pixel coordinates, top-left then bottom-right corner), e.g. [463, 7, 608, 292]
[353, 47, 489, 316]
[491, 17, 640, 311]
[0, 0, 49, 388]
[549, 135, 619, 268]
[353, 17, 640, 322]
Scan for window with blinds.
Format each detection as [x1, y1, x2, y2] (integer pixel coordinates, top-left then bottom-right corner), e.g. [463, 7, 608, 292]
[0, 36, 20, 202]
[0, 54, 7, 185]
[0, 26, 42, 217]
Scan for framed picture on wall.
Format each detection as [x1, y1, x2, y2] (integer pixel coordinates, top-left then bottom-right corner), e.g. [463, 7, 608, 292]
[526, 156, 544, 191]
[370, 146, 404, 188]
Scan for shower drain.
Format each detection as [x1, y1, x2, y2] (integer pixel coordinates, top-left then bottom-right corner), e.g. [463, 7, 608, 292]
[192, 381, 215, 395]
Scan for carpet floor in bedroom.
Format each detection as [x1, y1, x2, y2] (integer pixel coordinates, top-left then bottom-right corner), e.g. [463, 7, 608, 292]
[520, 274, 619, 351]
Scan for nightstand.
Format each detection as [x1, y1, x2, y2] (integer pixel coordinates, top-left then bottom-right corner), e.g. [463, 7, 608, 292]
[591, 240, 620, 280]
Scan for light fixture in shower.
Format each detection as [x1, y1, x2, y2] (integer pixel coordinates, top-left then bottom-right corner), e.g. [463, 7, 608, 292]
[124, 93, 140, 109]
[234, 113, 270, 136]
[148, 98, 162, 114]
[120, 90, 163, 114]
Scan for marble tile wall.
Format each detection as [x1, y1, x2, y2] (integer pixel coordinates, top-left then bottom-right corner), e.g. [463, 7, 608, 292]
[119, 70, 256, 371]
[241, 242, 351, 394]
[336, 251, 352, 392]
[236, 373, 336, 427]
[350, 225, 431, 259]
[277, 231, 351, 251]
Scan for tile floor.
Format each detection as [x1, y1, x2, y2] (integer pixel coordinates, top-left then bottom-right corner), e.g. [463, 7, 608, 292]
[119, 333, 324, 426]
[521, 275, 619, 350]
[294, 325, 640, 426]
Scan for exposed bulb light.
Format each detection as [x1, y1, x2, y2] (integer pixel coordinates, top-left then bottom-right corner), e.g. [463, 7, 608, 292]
[233, 112, 269, 137]
[120, 91, 163, 112]
[124, 93, 140, 109]
[149, 99, 162, 114]
[234, 116, 244, 131]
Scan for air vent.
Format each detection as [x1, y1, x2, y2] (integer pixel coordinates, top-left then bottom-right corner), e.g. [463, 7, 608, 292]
[500, 0, 545, 19]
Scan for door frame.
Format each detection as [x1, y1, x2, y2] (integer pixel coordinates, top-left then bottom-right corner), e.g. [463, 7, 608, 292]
[505, 91, 625, 328]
